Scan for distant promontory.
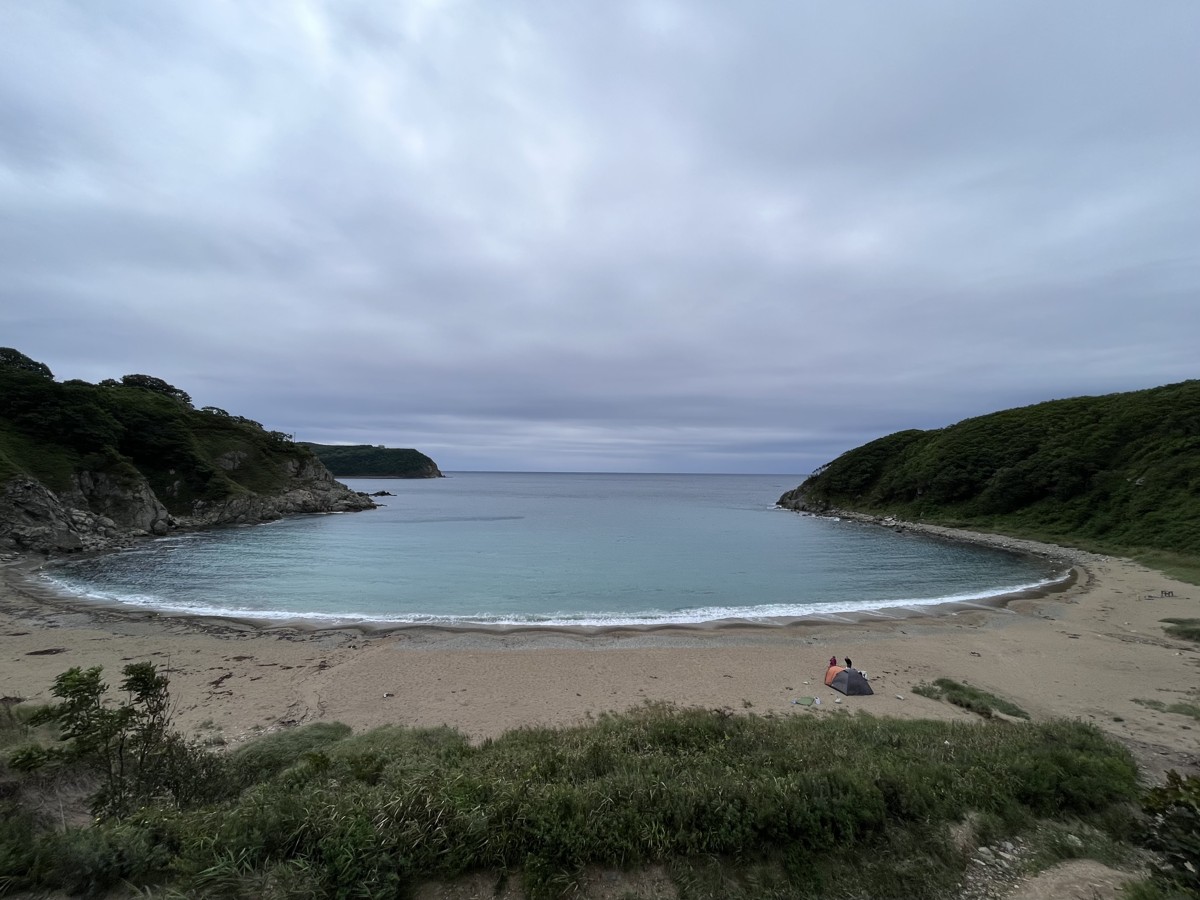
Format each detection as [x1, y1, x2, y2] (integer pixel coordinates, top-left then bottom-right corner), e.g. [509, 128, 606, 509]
[300, 444, 443, 479]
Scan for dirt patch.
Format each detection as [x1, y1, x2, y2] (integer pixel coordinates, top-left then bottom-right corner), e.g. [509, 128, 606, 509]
[413, 873, 522, 900]
[1116, 734, 1200, 782]
[413, 866, 679, 900]
[1004, 859, 1140, 900]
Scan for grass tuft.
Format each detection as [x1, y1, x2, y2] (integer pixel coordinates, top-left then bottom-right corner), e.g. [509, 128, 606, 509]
[1132, 697, 1200, 723]
[912, 678, 1030, 719]
[1160, 618, 1200, 643]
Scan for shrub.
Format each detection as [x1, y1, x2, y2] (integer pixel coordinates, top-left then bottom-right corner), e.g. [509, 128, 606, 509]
[40, 820, 173, 897]
[1142, 770, 1200, 896]
[13, 664, 226, 819]
[0, 800, 38, 893]
[225, 722, 352, 791]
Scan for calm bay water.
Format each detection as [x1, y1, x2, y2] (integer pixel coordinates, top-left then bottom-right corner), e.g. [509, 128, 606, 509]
[42, 473, 1061, 626]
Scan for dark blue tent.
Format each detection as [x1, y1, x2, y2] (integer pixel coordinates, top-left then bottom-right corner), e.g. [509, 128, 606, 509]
[825, 666, 873, 696]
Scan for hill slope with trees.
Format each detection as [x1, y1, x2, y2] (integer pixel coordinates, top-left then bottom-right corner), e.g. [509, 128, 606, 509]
[779, 380, 1200, 557]
[0, 348, 374, 552]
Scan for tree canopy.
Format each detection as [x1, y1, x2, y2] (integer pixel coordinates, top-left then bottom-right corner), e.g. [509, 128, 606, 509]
[0, 350, 314, 509]
[0, 347, 53, 379]
[97, 374, 193, 407]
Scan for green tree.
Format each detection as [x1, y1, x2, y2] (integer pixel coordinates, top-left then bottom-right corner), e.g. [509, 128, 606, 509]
[15, 663, 223, 818]
[118, 374, 193, 407]
[0, 347, 53, 379]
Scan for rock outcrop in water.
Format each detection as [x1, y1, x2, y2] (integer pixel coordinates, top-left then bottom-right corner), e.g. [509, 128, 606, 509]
[775, 484, 826, 513]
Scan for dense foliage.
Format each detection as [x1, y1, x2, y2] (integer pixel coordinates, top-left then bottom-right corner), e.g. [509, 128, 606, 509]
[300, 443, 442, 477]
[10, 664, 222, 819]
[1142, 770, 1200, 896]
[784, 381, 1200, 555]
[0, 347, 320, 511]
[0, 665, 1144, 899]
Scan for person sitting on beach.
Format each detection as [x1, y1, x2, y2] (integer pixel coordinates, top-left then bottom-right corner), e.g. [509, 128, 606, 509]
[844, 657, 852, 669]
[828, 655, 837, 668]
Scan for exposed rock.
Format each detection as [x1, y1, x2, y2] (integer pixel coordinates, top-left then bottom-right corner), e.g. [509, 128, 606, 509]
[0, 455, 374, 555]
[1, 478, 105, 552]
[217, 450, 248, 471]
[958, 836, 1030, 900]
[177, 457, 375, 528]
[776, 484, 820, 511]
[61, 469, 170, 535]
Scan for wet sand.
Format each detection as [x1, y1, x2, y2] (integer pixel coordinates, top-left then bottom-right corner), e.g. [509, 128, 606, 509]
[2, 524, 1196, 776]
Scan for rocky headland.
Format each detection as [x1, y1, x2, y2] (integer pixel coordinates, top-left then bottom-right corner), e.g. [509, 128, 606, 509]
[0, 457, 374, 555]
[0, 348, 391, 556]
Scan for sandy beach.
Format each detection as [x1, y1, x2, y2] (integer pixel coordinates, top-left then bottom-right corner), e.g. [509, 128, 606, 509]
[2, 524, 1197, 779]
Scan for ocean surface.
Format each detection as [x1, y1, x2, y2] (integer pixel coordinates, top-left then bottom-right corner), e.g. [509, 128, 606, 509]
[41, 472, 1062, 627]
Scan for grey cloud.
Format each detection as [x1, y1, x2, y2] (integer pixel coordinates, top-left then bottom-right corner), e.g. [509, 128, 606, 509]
[2, 1, 1197, 473]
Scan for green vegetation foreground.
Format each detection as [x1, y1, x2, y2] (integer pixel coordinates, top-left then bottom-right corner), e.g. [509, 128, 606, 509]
[6, 664, 1192, 900]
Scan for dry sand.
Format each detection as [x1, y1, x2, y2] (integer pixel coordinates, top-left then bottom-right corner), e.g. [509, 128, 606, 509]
[2, 524, 1197, 777]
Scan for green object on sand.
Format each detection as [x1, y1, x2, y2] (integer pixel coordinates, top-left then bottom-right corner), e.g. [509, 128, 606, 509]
[792, 697, 815, 706]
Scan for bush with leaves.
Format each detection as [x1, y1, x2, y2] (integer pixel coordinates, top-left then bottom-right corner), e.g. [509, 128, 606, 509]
[11, 663, 226, 819]
[1142, 770, 1200, 896]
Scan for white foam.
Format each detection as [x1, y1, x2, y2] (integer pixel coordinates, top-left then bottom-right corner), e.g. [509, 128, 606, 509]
[37, 572, 1067, 629]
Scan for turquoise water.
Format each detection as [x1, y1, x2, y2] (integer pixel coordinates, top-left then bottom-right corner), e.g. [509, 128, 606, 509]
[42, 472, 1061, 626]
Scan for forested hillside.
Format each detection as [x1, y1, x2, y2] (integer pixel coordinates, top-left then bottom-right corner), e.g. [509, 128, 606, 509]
[0, 349, 375, 552]
[0, 348, 327, 511]
[779, 381, 1200, 555]
[301, 443, 442, 478]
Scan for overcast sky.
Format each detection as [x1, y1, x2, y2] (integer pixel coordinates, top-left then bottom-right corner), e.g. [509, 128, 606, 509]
[2, 2, 1197, 474]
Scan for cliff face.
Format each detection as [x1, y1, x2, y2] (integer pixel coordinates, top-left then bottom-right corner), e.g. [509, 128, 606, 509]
[178, 455, 375, 528]
[0, 450, 373, 555]
[62, 469, 171, 535]
[1, 477, 125, 552]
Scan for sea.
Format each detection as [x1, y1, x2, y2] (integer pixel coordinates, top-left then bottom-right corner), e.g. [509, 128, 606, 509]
[40, 472, 1063, 628]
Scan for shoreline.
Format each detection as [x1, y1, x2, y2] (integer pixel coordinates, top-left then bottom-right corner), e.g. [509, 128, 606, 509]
[2, 504, 1083, 638]
[17, 509, 1076, 634]
[2, 520, 1197, 780]
[22, 565, 1076, 636]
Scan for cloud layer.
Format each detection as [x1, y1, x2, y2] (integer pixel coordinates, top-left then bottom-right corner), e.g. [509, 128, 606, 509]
[3, 1, 1197, 472]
